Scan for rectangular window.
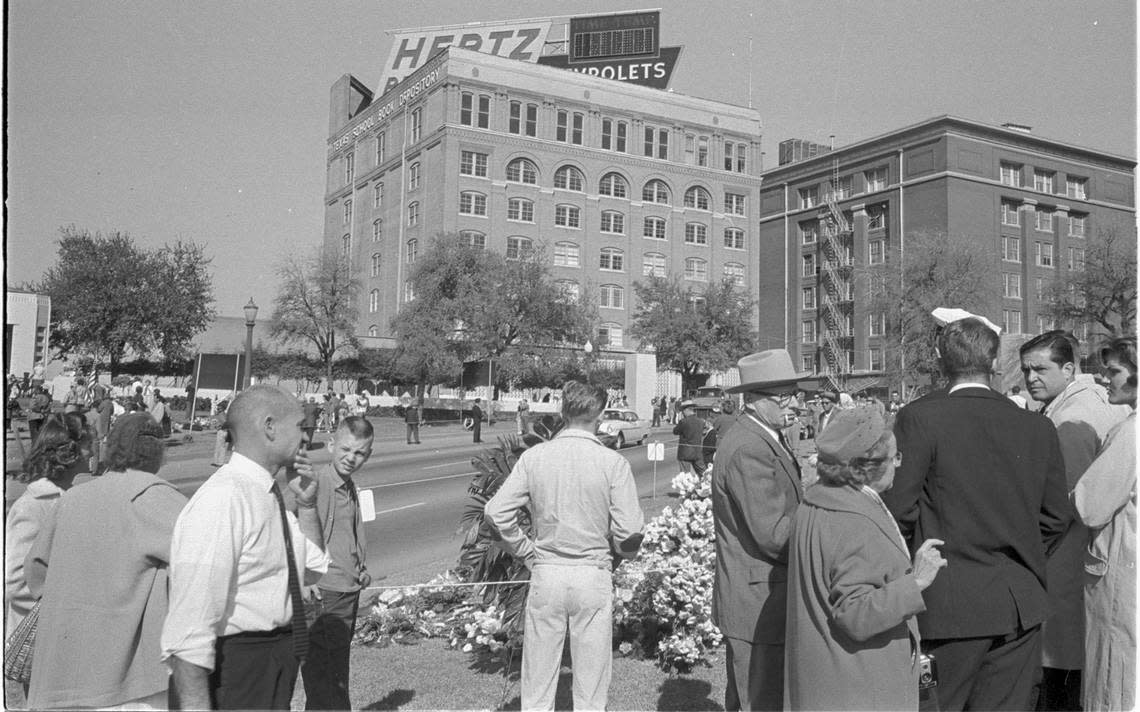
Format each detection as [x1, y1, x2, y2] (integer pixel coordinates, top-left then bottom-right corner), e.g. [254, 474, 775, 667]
[869, 240, 885, 265]
[801, 354, 815, 372]
[476, 95, 490, 128]
[601, 119, 612, 150]
[1003, 273, 1022, 299]
[697, 136, 709, 167]
[555, 205, 581, 229]
[684, 134, 695, 163]
[1036, 208, 1053, 232]
[344, 152, 354, 184]
[1066, 176, 1087, 200]
[802, 287, 816, 310]
[458, 192, 487, 216]
[868, 348, 883, 371]
[343, 199, 352, 225]
[1037, 315, 1056, 333]
[1034, 170, 1054, 194]
[1069, 215, 1086, 237]
[572, 113, 583, 144]
[834, 175, 853, 199]
[508, 101, 522, 134]
[864, 166, 888, 192]
[724, 193, 746, 216]
[460, 151, 488, 177]
[1002, 236, 1021, 262]
[1035, 277, 1045, 300]
[616, 121, 627, 152]
[724, 228, 745, 250]
[724, 141, 736, 171]
[799, 186, 819, 209]
[376, 132, 386, 163]
[554, 243, 580, 267]
[1036, 242, 1054, 268]
[802, 320, 816, 344]
[736, 142, 747, 173]
[1000, 162, 1022, 187]
[556, 111, 568, 142]
[645, 127, 655, 157]
[659, 130, 669, 160]
[1068, 247, 1085, 270]
[801, 221, 818, 245]
[1001, 200, 1021, 226]
[868, 313, 885, 336]
[372, 219, 382, 242]
[1003, 309, 1022, 334]
[598, 324, 623, 347]
[643, 253, 666, 277]
[460, 92, 473, 126]
[525, 103, 537, 137]
[410, 107, 423, 143]
[599, 285, 624, 309]
[866, 206, 886, 230]
[373, 182, 383, 208]
[802, 253, 816, 277]
[644, 217, 667, 240]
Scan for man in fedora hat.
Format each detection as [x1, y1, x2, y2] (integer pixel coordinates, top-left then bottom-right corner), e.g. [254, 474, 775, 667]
[672, 399, 706, 474]
[711, 349, 806, 711]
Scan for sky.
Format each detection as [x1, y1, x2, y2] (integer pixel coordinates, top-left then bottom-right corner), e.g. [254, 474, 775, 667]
[5, 1, 1136, 319]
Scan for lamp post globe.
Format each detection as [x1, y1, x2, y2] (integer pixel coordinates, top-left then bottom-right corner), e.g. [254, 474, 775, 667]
[242, 298, 258, 389]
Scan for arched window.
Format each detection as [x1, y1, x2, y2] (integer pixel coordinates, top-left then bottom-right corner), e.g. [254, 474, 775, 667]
[506, 236, 533, 260]
[554, 165, 584, 191]
[599, 284, 625, 309]
[555, 204, 581, 229]
[643, 252, 666, 277]
[684, 186, 711, 210]
[599, 172, 628, 198]
[367, 324, 379, 337]
[372, 219, 382, 242]
[408, 162, 420, 190]
[406, 238, 418, 264]
[600, 210, 625, 234]
[407, 201, 420, 226]
[459, 192, 487, 216]
[724, 262, 746, 287]
[642, 179, 671, 204]
[506, 158, 538, 184]
[460, 230, 485, 249]
[507, 198, 534, 222]
[553, 241, 580, 267]
[685, 223, 708, 245]
[684, 257, 708, 281]
[643, 216, 667, 240]
[599, 247, 624, 272]
[342, 234, 351, 258]
[369, 289, 379, 313]
[370, 253, 381, 277]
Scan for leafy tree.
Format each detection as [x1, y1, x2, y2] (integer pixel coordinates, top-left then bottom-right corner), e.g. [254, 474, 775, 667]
[391, 235, 595, 394]
[37, 227, 215, 377]
[629, 275, 757, 392]
[269, 245, 361, 390]
[863, 230, 1000, 392]
[1042, 224, 1136, 336]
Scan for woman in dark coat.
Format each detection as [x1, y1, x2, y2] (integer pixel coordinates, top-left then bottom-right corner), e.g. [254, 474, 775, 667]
[786, 407, 947, 711]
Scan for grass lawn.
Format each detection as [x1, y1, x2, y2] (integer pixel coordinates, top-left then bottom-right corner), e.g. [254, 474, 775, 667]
[300, 639, 728, 710]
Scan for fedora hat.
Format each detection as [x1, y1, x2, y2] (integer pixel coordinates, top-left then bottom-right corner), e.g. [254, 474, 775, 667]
[726, 349, 810, 394]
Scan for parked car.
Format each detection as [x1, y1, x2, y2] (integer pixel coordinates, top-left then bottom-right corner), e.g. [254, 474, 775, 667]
[595, 408, 652, 449]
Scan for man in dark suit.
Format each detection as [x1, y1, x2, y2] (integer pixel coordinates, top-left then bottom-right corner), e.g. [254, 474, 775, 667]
[672, 400, 706, 473]
[711, 350, 806, 711]
[882, 316, 1070, 711]
[471, 398, 484, 443]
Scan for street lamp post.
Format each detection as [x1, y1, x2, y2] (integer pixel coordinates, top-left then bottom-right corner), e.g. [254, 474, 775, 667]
[242, 298, 259, 390]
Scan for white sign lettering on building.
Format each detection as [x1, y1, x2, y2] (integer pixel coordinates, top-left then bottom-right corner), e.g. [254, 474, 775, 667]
[331, 60, 446, 151]
[379, 19, 552, 95]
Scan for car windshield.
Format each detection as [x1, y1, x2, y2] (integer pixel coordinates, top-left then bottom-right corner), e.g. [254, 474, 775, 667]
[602, 410, 623, 420]
[696, 388, 722, 397]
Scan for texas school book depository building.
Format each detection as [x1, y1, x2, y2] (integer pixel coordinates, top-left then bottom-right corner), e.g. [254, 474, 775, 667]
[322, 13, 763, 357]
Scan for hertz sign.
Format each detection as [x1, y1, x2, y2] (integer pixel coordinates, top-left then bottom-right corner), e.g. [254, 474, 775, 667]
[538, 10, 681, 90]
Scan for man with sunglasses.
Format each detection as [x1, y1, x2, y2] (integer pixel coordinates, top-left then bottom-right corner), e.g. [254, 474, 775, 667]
[711, 349, 807, 711]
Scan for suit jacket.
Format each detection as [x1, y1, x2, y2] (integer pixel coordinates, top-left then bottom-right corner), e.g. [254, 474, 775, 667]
[673, 415, 706, 461]
[711, 413, 803, 642]
[881, 387, 1070, 640]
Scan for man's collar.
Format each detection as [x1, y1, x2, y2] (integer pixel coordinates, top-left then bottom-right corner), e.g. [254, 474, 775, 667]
[556, 426, 602, 444]
[948, 382, 992, 394]
[227, 451, 277, 491]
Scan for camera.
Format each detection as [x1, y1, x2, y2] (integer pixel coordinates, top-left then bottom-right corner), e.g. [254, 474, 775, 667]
[918, 653, 938, 690]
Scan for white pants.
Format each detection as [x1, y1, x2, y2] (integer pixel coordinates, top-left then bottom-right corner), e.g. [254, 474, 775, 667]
[522, 564, 613, 711]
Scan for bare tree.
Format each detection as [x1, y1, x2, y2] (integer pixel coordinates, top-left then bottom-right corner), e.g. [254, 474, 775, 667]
[1042, 224, 1136, 336]
[269, 245, 360, 389]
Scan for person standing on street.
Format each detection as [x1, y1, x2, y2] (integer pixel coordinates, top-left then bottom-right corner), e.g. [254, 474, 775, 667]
[302, 396, 321, 448]
[91, 384, 114, 475]
[672, 400, 706, 474]
[471, 398, 484, 443]
[485, 380, 644, 710]
[301, 416, 374, 710]
[161, 385, 329, 710]
[405, 398, 423, 445]
[1019, 330, 1128, 710]
[711, 349, 806, 711]
[882, 316, 1070, 711]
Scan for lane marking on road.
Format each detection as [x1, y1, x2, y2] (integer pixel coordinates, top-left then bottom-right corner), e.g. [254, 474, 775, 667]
[421, 460, 471, 470]
[375, 502, 427, 516]
[362, 471, 478, 489]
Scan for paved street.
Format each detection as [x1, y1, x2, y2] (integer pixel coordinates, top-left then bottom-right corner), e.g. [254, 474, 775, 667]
[5, 418, 689, 589]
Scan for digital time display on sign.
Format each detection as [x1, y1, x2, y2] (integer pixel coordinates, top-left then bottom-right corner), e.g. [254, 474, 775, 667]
[569, 11, 660, 61]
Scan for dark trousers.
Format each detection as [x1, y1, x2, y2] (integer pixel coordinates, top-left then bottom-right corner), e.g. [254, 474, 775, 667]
[406, 423, 420, 443]
[1034, 667, 1082, 711]
[678, 457, 705, 474]
[473, 419, 482, 443]
[27, 417, 42, 443]
[724, 636, 783, 711]
[208, 627, 298, 710]
[924, 624, 1042, 711]
[302, 589, 359, 711]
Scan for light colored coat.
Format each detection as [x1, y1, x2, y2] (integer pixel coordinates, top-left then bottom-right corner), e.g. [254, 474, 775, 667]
[786, 483, 925, 711]
[1073, 412, 1136, 711]
[25, 470, 187, 709]
[1040, 375, 1129, 669]
[3, 479, 64, 637]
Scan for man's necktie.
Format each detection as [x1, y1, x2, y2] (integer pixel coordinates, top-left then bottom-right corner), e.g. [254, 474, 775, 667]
[271, 482, 309, 661]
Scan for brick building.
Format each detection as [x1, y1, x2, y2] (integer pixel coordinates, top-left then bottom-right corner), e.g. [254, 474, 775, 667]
[324, 46, 763, 352]
[757, 116, 1135, 386]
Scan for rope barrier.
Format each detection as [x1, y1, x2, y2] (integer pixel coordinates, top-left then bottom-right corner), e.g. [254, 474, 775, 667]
[361, 565, 685, 594]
